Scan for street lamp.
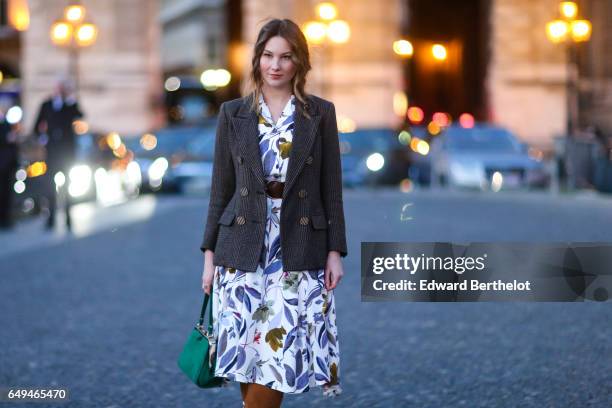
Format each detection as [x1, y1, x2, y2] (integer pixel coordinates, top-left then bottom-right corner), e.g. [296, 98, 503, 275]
[303, 2, 350, 97]
[431, 44, 448, 62]
[50, 2, 98, 94]
[546, 1, 591, 137]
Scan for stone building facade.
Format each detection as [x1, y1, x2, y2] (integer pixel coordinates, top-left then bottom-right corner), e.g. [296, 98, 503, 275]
[242, 0, 405, 129]
[22, 0, 163, 136]
[15, 0, 610, 150]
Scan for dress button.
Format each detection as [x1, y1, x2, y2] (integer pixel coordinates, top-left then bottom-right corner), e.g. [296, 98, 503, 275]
[299, 216, 309, 225]
[236, 216, 246, 225]
[237, 156, 243, 164]
[305, 156, 314, 165]
[240, 186, 249, 196]
[298, 189, 307, 198]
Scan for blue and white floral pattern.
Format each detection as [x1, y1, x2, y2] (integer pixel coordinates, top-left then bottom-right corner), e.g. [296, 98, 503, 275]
[211, 94, 342, 396]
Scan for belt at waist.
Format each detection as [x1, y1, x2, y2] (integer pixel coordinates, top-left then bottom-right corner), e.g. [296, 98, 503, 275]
[265, 181, 284, 198]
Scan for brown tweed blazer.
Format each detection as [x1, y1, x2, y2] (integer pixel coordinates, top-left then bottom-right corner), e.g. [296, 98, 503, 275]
[200, 93, 347, 272]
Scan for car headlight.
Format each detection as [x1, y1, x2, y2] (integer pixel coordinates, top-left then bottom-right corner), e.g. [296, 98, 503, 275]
[68, 164, 93, 197]
[125, 160, 142, 185]
[366, 152, 385, 172]
[148, 157, 169, 181]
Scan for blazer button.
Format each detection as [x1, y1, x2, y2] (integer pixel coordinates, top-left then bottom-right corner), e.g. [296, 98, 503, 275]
[299, 216, 309, 225]
[236, 215, 246, 225]
[240, 186, 249, 196]
[237, 156, 244, 164]
[298, 189, 307, 198]
[305, 156, 313, 165]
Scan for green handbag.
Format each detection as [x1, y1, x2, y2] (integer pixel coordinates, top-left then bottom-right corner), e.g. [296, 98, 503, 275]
[177, 291, 226, 388]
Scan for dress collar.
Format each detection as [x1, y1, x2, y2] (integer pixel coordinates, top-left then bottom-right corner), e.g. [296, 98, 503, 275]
[258, 93, 295, 127]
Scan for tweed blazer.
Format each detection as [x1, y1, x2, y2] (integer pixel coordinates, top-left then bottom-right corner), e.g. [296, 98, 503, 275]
[200, 93, 348, 272]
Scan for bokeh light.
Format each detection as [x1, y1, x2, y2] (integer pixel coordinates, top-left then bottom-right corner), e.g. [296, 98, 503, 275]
[327, 20, 350, 44]
[459, 113, 475, 128]
[316, 2, 337, 20]
[432, 44, 447, 61]
[407, 106, 424, 124]
[393, 40, 414, 57]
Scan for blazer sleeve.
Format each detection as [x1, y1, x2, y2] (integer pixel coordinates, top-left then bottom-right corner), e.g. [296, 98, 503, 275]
[320, 102, 348, 257]
[200, 102, 235, 253]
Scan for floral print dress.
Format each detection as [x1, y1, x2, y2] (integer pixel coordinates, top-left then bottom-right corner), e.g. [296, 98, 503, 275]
[211, 94, 342, 396]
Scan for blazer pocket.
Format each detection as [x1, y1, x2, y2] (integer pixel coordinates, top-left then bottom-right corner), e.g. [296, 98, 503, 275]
[218, 210, 236, 226]
[311, 214, 328, 230]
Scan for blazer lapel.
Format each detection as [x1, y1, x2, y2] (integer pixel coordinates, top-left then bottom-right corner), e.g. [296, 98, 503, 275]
[231, 94, 321, 197]
[283, 101, 320, 199]
[232, 97, 266, 187]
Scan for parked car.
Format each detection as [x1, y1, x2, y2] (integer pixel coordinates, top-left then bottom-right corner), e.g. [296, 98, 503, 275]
[339, 128, 410, 187]
[426, 125, 550, 190]
[126, 121, 217, 194]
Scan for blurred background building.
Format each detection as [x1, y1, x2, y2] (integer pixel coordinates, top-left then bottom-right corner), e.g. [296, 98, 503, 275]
[0, 0, 608, 151]
[17, 0, 163, 136]
[0, 0, 610, 227]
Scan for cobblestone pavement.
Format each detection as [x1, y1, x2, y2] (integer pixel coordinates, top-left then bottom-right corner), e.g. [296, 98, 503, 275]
[1, 189, 611, 407]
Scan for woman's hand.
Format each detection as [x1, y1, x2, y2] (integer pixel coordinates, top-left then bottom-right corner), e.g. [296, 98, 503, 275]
[202, 250, 215, 294]
[324, 251, 344, 291]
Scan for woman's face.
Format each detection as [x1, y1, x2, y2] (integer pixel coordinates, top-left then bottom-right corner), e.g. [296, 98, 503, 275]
[259, 36, 297, 90]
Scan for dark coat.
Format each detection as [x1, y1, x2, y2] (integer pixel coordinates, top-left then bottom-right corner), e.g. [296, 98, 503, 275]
[0, 120, 18, 172]
[34, 97, 83, 170]
[200, 93, 348, 272]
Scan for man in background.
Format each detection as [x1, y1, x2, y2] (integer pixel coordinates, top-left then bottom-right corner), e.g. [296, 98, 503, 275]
[33, 78, 83, 230]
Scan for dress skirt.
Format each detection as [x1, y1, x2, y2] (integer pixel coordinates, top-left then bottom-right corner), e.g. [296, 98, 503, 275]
[211, 195, 342, 396]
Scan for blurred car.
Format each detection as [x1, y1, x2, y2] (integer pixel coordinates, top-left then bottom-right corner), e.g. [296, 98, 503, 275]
[339, 128, 410, 187]
[426, 125, 550, 190]
[126, 121, 217, 194]
[12, 131, 142, 218]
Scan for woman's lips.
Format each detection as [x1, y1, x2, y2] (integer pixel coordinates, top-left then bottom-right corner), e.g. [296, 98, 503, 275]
[269, 74, 282, 78]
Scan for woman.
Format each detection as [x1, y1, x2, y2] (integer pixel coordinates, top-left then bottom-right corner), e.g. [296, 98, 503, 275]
[200, 18, 347, 407]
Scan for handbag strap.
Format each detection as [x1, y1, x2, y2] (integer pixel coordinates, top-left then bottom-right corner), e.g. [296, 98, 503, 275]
[198, 291, 215, 333]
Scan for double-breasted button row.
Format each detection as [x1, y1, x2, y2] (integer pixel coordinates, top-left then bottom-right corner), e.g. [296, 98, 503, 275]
[298, 189, 307, 198]
[305, 155, 313, 165]
[240, 186, 249, 196]
[236, 215, 246, 225]
[299, 216, 309, 225]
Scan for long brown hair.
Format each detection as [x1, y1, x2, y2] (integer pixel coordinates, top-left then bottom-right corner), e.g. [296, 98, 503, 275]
[244, 18, 312, 119]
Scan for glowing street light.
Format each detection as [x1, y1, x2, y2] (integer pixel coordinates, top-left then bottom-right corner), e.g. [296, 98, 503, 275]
[570, 20, 592, 42]
[545, 1, 592, 137]
[302, 3, 351, 98]
[49, 2, 98, 94]
[316, 2, 337, 21]
[50, 21, 73, 46]
[432, 44, 448, 61]
[559, 1, 578, 19]
[393, 39, 414, 57]
[546, 20, 569, 43]
[303, 21, 327, 45]
[64, 5, 85, 23]
[75, 23, 98, 46]
[327, 20, 350, 44]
